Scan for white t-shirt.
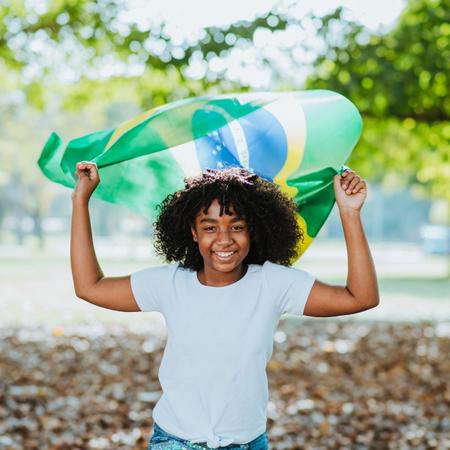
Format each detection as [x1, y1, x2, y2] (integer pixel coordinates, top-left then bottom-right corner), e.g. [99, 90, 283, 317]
[131, 261, 315, 448]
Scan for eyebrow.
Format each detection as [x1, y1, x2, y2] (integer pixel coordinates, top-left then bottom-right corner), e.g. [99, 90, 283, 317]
[199, 217, 245, 223]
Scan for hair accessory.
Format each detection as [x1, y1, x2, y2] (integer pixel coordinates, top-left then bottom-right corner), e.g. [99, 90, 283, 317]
[204, 167, 257, 186]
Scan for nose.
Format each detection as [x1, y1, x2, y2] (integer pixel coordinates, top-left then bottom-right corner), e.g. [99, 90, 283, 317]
[216, 229, 233, 245]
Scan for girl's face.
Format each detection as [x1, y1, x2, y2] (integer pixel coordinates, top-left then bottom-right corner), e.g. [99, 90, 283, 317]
[191, 199, 250, 275]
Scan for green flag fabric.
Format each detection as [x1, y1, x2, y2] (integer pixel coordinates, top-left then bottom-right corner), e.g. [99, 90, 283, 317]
[38, 90, 362, 259]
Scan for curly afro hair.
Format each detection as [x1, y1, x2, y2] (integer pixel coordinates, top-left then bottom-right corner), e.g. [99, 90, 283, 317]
[153, 168, 303, 271]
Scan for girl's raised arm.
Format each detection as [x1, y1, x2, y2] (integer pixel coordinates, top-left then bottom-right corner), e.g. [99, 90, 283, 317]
[303, 169, 379, 317]
[70, 162, 141, 312]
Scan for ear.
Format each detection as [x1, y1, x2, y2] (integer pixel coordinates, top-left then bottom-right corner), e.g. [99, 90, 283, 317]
[190, 225, 197, 242]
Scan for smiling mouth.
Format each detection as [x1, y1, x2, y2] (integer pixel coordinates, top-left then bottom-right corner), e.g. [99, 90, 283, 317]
[213, 250, 237, 259]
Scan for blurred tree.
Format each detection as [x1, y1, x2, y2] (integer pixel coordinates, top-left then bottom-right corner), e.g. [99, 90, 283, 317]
[0, 100, 120, 246]
[306, 0, 449, 200]
[0, 0, 297, 109]
[0, 0, 448, 248]
[308, 2, 448, 121]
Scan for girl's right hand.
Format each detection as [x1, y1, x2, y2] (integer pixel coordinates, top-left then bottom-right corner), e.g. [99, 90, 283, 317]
[72, 161, 100, 202]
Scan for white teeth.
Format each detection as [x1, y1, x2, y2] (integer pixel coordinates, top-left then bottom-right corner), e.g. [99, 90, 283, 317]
[215, 251, 235, 257]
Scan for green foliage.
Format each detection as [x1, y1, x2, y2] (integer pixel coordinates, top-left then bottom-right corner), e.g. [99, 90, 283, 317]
[306, 0, 449, 200]
[348, 118, 449, 200]
[59, 68, 247, 112]
[307, 0, 449, 121]
[0, 0, 293, 109]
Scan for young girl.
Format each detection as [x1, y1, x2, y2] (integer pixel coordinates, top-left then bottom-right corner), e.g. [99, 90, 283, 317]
[71, 163, 379, 450]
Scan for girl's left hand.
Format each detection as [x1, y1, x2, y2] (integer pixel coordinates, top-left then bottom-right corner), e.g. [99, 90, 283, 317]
[333, 169, 367, 212]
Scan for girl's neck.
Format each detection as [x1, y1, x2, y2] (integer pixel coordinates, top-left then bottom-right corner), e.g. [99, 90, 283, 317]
[197, 264, 248, 287]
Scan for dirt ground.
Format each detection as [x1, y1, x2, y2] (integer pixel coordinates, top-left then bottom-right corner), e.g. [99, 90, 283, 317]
[1, 320, 449, 450]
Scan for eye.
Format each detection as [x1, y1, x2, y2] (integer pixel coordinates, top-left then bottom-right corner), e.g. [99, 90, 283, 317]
[232, 225, 245, 231]
[203, 226, 215, 231]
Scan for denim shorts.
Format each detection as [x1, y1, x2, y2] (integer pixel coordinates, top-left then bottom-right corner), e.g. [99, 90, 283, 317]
[148, 423, 269, 450]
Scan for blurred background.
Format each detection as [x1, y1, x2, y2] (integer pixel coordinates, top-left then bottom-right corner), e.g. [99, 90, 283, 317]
[1, 0, 449, 449]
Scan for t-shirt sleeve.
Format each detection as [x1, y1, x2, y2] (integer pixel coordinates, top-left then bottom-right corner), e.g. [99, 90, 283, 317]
[130, 263, 177, 313]
[263, 261, 316, 316]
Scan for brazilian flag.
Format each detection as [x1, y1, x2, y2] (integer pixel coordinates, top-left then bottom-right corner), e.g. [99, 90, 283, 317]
[38, 90, 362, 259]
